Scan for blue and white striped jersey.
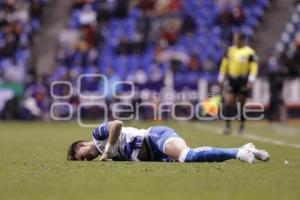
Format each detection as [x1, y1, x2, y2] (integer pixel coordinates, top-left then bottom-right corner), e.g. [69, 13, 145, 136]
[92, 123, 148, 161]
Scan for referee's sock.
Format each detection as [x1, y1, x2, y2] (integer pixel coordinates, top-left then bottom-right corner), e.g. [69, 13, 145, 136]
[226, 120, 231, 128]
[239, 105, 246, 133]
[223, 105, 234, 130]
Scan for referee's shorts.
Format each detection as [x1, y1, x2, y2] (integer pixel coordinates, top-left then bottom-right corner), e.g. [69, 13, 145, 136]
[225, 76, 250, 96]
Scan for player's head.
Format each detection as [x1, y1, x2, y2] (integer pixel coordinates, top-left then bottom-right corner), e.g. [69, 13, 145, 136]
[67, 140, 99, 161]
[233, 32, 246, 47]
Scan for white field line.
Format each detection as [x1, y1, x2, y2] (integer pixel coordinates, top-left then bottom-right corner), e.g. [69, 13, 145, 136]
[191, 123, 300, 149]
[270, 124, 300, 136]
[242, 134, 300, 149]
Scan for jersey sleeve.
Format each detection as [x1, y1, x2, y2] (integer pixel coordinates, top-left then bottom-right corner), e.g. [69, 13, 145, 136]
[248, 53, 259, 83]
[92, 123, 109, 141]
[218, 50, 229, 82]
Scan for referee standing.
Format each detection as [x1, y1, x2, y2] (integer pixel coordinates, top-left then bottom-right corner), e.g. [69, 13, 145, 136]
[218, 32, 258, 134]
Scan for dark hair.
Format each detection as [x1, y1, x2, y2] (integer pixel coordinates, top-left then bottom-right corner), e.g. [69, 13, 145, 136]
[67, 140, 86, 161]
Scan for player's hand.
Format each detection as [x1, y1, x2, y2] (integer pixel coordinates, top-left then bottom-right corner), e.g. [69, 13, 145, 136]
[246, 82, 253, 90]
[218, 81, 224, 93]
[99, 152, 112, 162]
[99, 158, 113, 162]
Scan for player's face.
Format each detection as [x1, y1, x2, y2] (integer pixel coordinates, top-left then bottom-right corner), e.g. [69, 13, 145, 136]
[233, 33, 244, 47]
[77, 143, 99, 161]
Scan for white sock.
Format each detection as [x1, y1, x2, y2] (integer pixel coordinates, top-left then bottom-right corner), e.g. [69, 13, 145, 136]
[178, 148, 191, 163]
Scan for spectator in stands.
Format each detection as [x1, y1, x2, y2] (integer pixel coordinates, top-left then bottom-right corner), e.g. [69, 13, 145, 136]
[136, 12, 151, 42]
[21, 80, 49, 120]
[2, 58, 25, 83]
[169, 0, 182, 13]
[96, 0, 115, 22]
[78, 4, 97, 26]
[203, 56, 217, 73]
[0, 23, 21, 59]
[81, 24, 100, 48]
[70, 40, 90, 66]
[114, 0, 130, 19]
[266, 55, 285, 122]
[181, 14, 196, 35]
[139, 0, 156, 12]
[59, 27, 80, 49]
[30, 0, 44, 21]
[155, 0, 171, 16]
[286, 35, 300, 77]
[231, 5, 245, 27]
[215, 7, 233, 42]
[187, 53, 202, 72]
[127, 67, 148, 85]
[116, 36, 130, 54]
[149, 64, 164, 83]
[160, 16, 182, 45]
[155, 42, 190, 69]
[116, 34, 145, 55]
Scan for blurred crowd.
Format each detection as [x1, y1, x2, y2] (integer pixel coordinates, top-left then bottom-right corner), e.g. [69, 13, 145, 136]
[47, 0, 269, 120]
[0, 0, 299, 120]
[0, 0, 46, 82]
[0, 0, 47, 119]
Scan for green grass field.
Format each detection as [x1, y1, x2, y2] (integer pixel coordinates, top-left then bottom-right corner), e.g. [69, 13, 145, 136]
[1, 120, 300, 200]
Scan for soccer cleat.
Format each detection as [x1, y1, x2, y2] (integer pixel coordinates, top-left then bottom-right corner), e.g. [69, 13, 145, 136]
[255, 149, 270, 161]
[223, 127, 231, 135]
[241, 143, 270, 161]
[238, 125, 244, 134]
[236, 148, 255, 163]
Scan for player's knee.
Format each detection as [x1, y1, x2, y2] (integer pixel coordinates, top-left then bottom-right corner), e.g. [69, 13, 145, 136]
[178, 148, 194, 163]
[224, 94, 235, 105]
[163, 137, 188, 160]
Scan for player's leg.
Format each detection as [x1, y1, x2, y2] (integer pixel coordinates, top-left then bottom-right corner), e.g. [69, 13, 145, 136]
[238, 94, 248, 134]
[222, 92, 237, 134]
[149, 126, 255, 163]
[236, 77, 250, 134]
[163, 137, 255, 163]
[163, 137, 188, 160]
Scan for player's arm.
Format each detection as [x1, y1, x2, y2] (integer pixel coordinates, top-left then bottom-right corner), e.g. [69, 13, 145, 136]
[99, 120, 123, 161]
[247, 54, 258, 88]
[218, 50, 229, 88]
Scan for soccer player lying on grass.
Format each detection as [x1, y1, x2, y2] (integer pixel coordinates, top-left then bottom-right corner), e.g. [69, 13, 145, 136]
[67, 120, 269, 163]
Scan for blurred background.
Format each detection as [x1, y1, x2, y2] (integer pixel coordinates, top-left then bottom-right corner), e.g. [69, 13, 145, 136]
[0, 0, 299, 122]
